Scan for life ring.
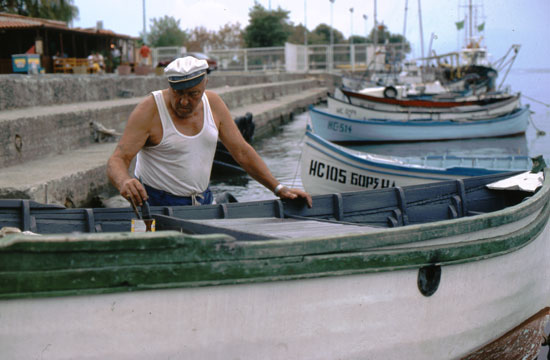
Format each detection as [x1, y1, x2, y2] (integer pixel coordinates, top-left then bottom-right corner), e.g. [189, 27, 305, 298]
[383, 86, 398, 99]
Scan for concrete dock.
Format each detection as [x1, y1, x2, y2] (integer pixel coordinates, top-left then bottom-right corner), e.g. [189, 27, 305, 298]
[0, 72, 336, 206]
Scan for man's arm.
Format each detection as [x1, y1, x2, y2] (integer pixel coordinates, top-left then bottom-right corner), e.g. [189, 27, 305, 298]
[107, 95, 155, 206]
[209, 91, 312, 207]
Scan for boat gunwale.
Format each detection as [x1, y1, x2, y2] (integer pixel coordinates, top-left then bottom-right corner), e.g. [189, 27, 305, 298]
[0, 169, 548, 299]
[310, 104, 530, 127]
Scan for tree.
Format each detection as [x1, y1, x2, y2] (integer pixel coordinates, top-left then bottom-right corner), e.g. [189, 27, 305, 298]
[309, 23, 345, 45]
[243, 3, 291, 48]
[0, 0, 79, 23]
[212, 22, 244, 49]
[147, 15, 187, 47]
[287, 24, 309, 45]
[367, 23, 410, 53]
[186, 26, 213, 52]
[349, 35, 367, 44]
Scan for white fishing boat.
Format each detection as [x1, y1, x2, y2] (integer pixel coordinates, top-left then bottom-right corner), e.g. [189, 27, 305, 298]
[327, 92, 521, 122]
[309, 103, 529, 143]
[300, 126, 535, 195]
[0, 166, 549, 359]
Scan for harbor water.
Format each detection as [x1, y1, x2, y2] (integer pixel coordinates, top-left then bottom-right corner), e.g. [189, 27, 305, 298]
[210, 69, 550, 202]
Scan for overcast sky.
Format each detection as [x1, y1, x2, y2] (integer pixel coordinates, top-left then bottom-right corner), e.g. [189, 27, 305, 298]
[71, 0, 549, 69]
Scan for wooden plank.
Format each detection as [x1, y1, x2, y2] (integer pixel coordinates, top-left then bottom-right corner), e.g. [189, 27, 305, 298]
[192, 218, 379, 239]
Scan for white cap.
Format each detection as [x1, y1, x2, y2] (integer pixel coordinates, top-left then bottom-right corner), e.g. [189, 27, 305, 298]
[164, 56, 208, 90]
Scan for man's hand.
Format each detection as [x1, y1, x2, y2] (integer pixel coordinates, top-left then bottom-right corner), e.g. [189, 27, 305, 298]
[277, 186, 313, 208]
[120, 178, 148, 206]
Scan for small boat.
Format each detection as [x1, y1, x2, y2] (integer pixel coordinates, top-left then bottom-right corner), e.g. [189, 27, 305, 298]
[300, 126, 535, 195]
[212, 112, 255, 177]
[339, 86, 516, 112]
[309, 104, 529, 142]
[327, 92, 521, 122]
[1, 167, 549, 359]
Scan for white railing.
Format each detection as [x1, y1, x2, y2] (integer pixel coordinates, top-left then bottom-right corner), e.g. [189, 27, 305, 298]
[153, 43, 387, 73]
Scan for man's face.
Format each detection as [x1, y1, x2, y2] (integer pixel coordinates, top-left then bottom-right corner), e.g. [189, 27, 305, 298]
[168, 78, 207, 118]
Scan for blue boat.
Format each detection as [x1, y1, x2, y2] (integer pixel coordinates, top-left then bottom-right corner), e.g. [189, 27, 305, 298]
[309, 104, 530, 142]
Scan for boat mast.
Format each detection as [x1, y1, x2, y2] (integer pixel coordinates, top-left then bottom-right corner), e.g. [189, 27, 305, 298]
[417, 0, 425, 61]
[417, 0, 425, 81]
[468, 0, 473, 44]
[402, 0, 408, 61]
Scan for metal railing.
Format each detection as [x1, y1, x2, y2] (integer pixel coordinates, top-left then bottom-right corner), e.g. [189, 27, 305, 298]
[153, 43, 385, 73]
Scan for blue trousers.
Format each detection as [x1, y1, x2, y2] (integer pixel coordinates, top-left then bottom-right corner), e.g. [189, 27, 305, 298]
[144, 184, 213, 206]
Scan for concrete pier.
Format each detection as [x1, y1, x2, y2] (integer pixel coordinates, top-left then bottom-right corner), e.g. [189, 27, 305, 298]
[0, 72, 337, 206]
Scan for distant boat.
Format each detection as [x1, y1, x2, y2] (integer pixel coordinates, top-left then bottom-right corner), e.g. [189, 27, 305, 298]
[1, 167, 549, 359]
[327, 92, 521, 122]
[309, 104, 529, 142]
[300, 126, 534, 195]
[339, 86, 516, 111]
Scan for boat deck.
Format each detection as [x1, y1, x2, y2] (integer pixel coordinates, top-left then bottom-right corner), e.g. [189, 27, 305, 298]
[191, 217, 380, 239]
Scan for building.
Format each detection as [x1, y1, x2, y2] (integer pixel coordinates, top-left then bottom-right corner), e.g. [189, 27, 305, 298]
[0, 12, 137, 74]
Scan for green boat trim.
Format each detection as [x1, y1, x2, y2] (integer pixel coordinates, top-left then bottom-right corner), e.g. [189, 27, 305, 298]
[0, 170, 548, 300]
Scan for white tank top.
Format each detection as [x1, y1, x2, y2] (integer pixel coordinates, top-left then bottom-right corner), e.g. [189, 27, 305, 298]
[135, 90, 219, 196]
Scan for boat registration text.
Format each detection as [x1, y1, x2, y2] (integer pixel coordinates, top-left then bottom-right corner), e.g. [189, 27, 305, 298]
[308, 160, 395, 189]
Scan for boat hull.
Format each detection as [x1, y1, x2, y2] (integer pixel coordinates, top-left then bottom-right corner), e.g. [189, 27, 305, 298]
[1, 170, 549, 359]
[1, 212, 549, 360]
[328, 93, 521, 122]
[300, 129, 532, 195]
[309, 105, 529, 142]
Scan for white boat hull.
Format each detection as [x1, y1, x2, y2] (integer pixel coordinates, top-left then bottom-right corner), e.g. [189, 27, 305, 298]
[1, 215, 549, 360]
[327, 94, 521, 122]
[299, 129, 531, 195]
[309, 105, 530, 142]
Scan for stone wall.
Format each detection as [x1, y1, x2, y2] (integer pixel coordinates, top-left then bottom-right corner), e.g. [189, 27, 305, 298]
[0, 72, 321, 111]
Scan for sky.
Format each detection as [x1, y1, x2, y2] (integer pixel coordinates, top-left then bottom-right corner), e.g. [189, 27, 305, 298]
[71, 0, 549, 69]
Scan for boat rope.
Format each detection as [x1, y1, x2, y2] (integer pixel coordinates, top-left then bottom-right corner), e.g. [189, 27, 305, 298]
[523, 94, 550, 107]
[528, 113, 546, 137]
[290, 130, 307, 189]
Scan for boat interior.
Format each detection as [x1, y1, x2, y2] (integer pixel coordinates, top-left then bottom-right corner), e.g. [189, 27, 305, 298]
[0, 172, 531, 240]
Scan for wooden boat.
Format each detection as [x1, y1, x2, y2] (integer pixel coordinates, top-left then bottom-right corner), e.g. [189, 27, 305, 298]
[309, 104, 530, 142]
[339, 86, 516, 112]
[300, 126, 535, 195]
[1, 167, 549, 359]
[327, 92, 521, 122]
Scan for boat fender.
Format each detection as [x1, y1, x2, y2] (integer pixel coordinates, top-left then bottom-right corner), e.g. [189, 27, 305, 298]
[383, 86, 398, 99]
[417, 265, 441, 297]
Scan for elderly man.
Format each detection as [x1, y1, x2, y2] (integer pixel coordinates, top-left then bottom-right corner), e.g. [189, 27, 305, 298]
[107, 56, 312, 207]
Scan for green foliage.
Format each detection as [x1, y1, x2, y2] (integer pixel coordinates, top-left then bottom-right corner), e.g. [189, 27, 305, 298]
[309, 23, 345, 45]
[349, 35, 367, 44]
[0, 0, 79, 22]
[367, 24, 411, 53]
[287, 23, 308, 45]
[243, 3, 291, 48]
[147, 15, 188, 47]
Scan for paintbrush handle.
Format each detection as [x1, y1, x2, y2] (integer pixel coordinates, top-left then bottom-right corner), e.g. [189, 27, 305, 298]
[128, 198, 142, 219]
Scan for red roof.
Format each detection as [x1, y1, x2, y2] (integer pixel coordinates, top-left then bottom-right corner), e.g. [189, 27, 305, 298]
[0, 12, 135, 38]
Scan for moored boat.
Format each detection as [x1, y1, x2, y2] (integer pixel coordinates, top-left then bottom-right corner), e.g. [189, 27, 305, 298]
[309, 104, 529, 142]
[340, 86, 515, 112]
[1, 168, 550, 359]
[300, 126, 535, 195]
[327, 92, 521, 122]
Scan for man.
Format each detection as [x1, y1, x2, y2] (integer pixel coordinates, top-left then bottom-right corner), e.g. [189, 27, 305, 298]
[107, 56, 312, 208]
[139, 44, 150, 65]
